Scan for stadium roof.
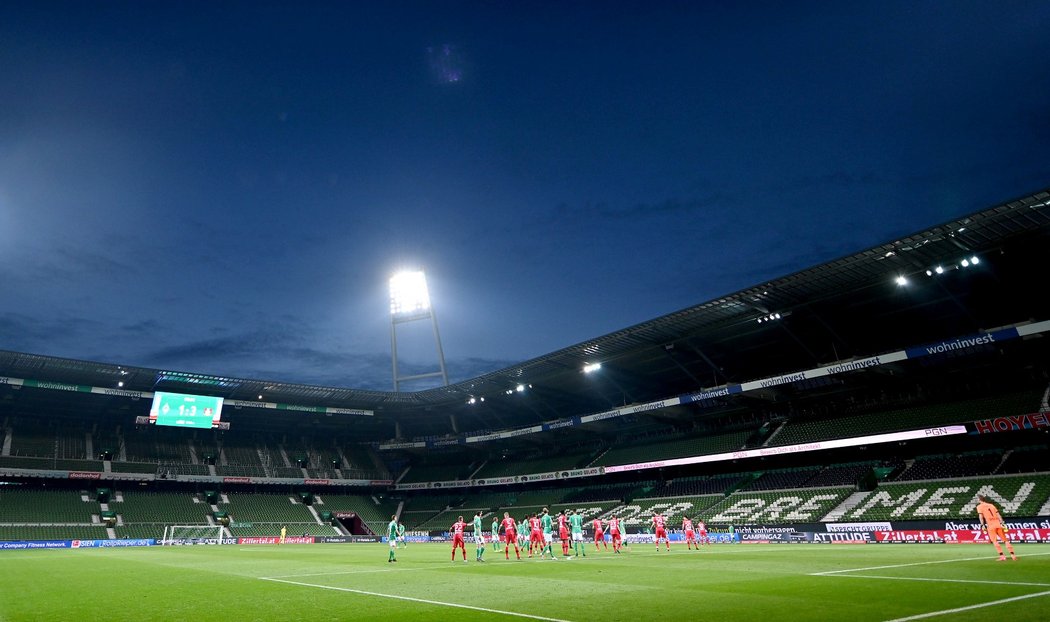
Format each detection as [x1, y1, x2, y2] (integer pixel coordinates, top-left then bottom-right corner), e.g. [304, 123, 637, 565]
[2, 187, 1049, 441]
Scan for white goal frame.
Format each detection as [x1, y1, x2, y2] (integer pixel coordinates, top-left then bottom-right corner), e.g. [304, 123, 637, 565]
[160, 524, 227, 545]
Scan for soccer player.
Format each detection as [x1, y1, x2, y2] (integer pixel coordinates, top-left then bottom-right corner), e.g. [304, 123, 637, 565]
[528, 513, 543, 557]
[491, 516, 501, 552]
[593, 516, 608, 551]
[472, 511, 486, 562]
[682, 516, 697, 550]
[608, 514, 623, 553]
[540, 507, 558, 560]
[450, 515, 468, 562]
[518, 516, 528, 550]
[387, 515, 398, 563]
[977, 495, 1017, 561]
[279, 524, 287, 545]
[651, 512, 670, 551]
[696, 518, 709, 546]
[502, 512, 522, 560]
[557, 510, 571, 556]
[397, 522, 407, 548]
[569, 509, 587, 557]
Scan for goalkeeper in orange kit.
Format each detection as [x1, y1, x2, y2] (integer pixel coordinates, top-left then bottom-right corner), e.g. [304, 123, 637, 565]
[976, 495, 1017, 561]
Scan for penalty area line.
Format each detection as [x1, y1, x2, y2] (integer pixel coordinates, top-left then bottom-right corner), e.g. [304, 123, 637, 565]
[821, 574, 1050, 588]
[260, 577, 573, 622]
[811, 550, 1050, 576]
[880, 589, 1050, 622]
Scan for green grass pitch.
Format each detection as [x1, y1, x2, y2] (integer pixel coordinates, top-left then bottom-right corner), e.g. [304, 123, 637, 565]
[1, 543, 1047, 621]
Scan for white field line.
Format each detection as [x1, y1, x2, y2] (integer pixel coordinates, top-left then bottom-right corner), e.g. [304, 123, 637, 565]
[811, 550, 1050, 575]
[820, 574, 1050, 588]
[881, 590, 1050, 622]
[260, 577, 572, 622]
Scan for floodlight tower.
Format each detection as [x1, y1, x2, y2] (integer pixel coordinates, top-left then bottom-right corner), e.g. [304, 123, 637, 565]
[389, 270, 449, 392]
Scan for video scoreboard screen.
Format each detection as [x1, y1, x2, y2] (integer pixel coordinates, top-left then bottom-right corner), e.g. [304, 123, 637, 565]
[149, 392, 224, 429]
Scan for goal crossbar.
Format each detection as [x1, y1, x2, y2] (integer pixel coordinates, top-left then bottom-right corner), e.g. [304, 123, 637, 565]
[160, 524, 227, 545]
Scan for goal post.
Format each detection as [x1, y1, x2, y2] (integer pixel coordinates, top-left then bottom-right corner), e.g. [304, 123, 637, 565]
[160, 524, 227, 545]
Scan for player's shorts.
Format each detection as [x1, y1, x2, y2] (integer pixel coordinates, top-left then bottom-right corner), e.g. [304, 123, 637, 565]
[559, 528, 569, 540]
[685, 530, 695, 540]
[474, 535, 485, 545]
[610, 531, 621, 540]
[544, 532, 553, 544]
[452, 535, 465, 547]
[987, 524, 1008, 541]
[572, 532, 584, 542]
[655, 528, 667, 540]
[504, 531, 516, 544]
[531, 531, 543, 543]
[389, 538, 397, 548]
[594, 530, 604, 540]
[698, 530, 708, 538]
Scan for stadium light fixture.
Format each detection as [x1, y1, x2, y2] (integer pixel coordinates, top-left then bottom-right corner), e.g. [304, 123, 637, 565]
[389, 270, 431, 316]
[389, 269, 449, 391]
[515, 384, 526, 393]
[895, 275, 908, 286]
[583, 362, 602, 374]
[934, 265, 945, 274]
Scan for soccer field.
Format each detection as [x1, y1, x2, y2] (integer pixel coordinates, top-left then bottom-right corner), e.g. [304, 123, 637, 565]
[1, 543, 1047, 622]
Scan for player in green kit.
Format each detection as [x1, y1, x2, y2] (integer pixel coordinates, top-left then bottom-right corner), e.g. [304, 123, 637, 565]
[569, 509, 587, 557]
[397, 521, 407, 548]
[540, 507, 558, 560]
[518, 517, 528, 549]
[491, 517, 501, 552]
[387, 515, 398, 563]
[472, 511, 486, 561]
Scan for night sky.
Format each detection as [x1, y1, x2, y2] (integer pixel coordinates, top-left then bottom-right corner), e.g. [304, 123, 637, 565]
[1, 1, 1048, 390]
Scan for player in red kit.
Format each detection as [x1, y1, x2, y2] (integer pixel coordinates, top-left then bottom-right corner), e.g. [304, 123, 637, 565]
[450, 515, 468, 562]
[696, 519, 709, 546]
[501, 512, 521, 560]
[557, 510, 570, 556]
[528, 514, 543, 557]
[608, 514, 623, 553]
[682, 516, 697, 550]
[593, 517, 608, 551]
[651, 512, 670, 551]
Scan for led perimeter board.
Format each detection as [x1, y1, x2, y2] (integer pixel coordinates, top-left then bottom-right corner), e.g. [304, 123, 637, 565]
[149, 392, 224, 429]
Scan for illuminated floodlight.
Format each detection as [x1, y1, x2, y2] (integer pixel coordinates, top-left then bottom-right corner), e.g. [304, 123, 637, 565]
[583, 362, 602, 374]
[970, 255, 980, 265]
[895, 275, 908, 286]
[389, 270, 431, 316]
[960, 258, 969, 267]
[468, 397, 476, 405]
[934, 265, 944, 274]
[515, 384, 526, 393]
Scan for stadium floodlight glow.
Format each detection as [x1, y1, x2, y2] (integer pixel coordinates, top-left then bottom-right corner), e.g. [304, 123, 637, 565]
[389, 270, 431, 316]
[970, 255, 980, 265]
[960, 258, 970, 267]
[467, 397, 476, 405]
[934, 265, 945, 274]
[895, 275, 908, 286]
[582, 362, 602, 374]
[515, 384, 526, 393]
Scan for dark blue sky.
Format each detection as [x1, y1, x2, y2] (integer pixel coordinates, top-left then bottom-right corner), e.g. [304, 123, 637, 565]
[1, 1, 1048, 390]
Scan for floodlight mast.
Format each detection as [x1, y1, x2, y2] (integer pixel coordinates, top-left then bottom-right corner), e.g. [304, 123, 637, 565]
[389, 270, 449, 392]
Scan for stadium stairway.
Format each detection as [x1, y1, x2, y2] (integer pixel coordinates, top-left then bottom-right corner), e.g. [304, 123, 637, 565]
[1040, 496, 1050, 517]
[822, 491, 871, 522]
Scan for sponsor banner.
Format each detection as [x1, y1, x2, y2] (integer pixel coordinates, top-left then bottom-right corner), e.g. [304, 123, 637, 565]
[466, 433, 502, 443]
[304, 479, 330, 485]
[579, 409, 622, 424]
[0, 540, 71, 550]
[22, 379, 91, 392]
[475, 476, 518, 486]
[237, 536, 315, 545]
[379, 441, 427, 450]
[0, 376, 26, 387]
[68, 471, 102, 480]
[323, 407, 373, 416]
[333, 512, 357, 519]
[825, 522, 892, 532]
[223, 477, 252, 484]
[72, 539, 154, 548]
[543, 419, 576, 432]
[396, 482, 431, 490]
[517, 472, 557, 483]
[875, 529, 1050, 543]
[681, 385, 742, 404]
[499, 426, 543, 439]
[972, 412, 1050, 434]
[320, 536, 381, 543]
[559, 468, 602, 479]
[904, 328, 1015, 360]
[811, 532, 873, 544]
[430, 480, 474, 489]
[90, 387, 148, 399]
[164, 538, 236, 546]
[432, 438, 464, 447]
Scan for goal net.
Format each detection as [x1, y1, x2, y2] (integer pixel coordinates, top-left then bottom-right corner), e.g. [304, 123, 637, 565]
[160, 524, 227, 545]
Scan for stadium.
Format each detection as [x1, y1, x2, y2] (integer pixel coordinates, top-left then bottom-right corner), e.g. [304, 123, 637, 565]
[2, 189, 1049, 621]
